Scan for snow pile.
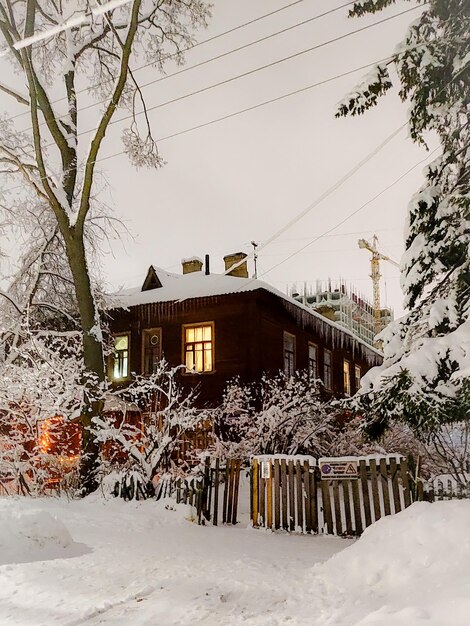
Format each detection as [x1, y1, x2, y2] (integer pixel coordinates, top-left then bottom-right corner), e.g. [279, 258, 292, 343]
[314, 500, 470, 625]
[0, 499, 74, 564]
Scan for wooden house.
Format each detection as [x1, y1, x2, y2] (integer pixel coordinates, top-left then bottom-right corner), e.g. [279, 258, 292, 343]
[108, 253, 382, 407]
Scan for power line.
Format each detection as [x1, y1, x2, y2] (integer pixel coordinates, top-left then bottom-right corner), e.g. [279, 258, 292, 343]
[7, 0, 314, 122]
[64, 5, 425, 141]
[259, 147, 440, 279]
[9, 3, 422, 142]
[34, 1, 368, 129]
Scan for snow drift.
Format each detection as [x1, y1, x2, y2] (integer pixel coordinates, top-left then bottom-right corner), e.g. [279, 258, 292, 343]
[0, 499, 74, 565]
[314, 500, 470, 625]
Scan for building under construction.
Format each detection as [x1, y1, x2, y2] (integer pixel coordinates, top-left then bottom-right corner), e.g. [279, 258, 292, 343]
[290, 281, 393, 347]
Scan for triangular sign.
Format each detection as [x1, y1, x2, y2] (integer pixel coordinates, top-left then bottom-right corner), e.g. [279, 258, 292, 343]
[345, 463, 357, 475]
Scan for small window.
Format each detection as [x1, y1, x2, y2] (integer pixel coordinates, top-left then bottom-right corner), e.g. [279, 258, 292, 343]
[142, 328, 162, 375]
[355, 365, 361, 392]
[113, 334, 129, 379]
[343, 359, 351, 396]
[184, 323, 214, 373]
[323, 349, 332, 390]
[308, 343, 318, 379]
[283, 332, 296, 377]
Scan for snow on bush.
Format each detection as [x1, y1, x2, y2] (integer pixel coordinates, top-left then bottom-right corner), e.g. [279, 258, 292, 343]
[0, 500, 73, 564]
[314, 500, 470, 625]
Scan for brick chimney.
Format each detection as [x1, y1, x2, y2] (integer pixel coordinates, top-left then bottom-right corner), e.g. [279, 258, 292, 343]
[182, 257, 203, 275]
[223, 252, 248, 278]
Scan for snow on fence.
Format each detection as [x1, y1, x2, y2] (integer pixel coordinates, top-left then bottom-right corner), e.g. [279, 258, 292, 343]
[251, 454, 412, 536]
[427, 473, 470, 501]
[158, 458, 242, 526]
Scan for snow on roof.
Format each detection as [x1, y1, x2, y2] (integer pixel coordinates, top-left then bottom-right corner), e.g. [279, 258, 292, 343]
[111, 266, 382, 359]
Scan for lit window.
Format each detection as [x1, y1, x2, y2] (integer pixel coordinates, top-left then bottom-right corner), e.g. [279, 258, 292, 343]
[343, 359, 351, 396]
[184, 324, 214, 373]
[142, 328, 162, 375]
[308, 343, 318, 379]
[283, 332, 296, 377]
[113, 335, 129, 379]
[324, 349, 332, 390]
[355, 365, 361, 392]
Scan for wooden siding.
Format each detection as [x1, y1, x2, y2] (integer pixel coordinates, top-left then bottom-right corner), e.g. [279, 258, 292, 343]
[109, 288, 382, 407]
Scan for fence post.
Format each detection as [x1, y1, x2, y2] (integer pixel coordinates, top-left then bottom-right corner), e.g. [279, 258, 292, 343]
[252, 459, 259, 527]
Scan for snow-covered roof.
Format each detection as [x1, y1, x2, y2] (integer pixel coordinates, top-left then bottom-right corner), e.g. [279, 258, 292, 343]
[111, 266, 382, 360]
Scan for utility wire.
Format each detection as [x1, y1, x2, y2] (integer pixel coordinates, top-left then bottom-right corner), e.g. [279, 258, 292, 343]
[0, 53, 410, 196]
[16, 0, 365, 129]
[7, 0, 314, 122]
[258, 146, 440, 279]
[61, 5, 425, 141]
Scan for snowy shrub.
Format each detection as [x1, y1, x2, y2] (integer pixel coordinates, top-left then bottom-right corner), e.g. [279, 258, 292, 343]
[95, 360, 208, 499]
[214, 372, 337, 461]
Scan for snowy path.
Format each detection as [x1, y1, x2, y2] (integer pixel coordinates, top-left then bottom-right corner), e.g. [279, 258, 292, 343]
[0, 497, 351, 626]
[1, 497, 470, 625]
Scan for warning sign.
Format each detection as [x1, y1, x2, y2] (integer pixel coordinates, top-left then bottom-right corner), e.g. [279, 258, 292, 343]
[320, 460, 358, 480]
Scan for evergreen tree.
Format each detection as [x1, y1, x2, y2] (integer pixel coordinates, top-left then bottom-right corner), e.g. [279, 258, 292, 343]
[337, 0, 470, 436]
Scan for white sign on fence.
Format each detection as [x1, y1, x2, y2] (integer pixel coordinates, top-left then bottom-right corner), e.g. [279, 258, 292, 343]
[261, 461, 271, 479]
[320, 460, 358, 480]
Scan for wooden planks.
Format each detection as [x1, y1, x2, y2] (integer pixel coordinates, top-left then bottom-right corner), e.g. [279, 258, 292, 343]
[250, 454, 415, 537]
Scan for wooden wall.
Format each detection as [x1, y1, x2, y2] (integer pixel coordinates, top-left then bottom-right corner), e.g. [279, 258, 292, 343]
[109, 288, 382, 407]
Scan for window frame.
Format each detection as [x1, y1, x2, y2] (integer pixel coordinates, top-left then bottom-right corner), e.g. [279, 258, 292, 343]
[283, 331, 296, 378]
[141, 327, 162, 376]
[111, 332, 131, 381]
[343, 359, 351, 396]
[308, 342, 318, 380]
[323, 348, 333, 391]
[355, 364, 361, 392]
[182, 321, 215, 374]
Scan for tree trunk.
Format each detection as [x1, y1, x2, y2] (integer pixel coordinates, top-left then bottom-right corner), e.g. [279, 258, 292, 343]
[66, 230, 105, 495]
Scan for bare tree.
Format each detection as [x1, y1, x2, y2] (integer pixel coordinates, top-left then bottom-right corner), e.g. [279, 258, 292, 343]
[0, 0, 211, 492]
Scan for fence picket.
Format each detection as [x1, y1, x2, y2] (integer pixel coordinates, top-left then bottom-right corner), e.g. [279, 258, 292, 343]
[351, 478, 363, 535]
[369, 459, 382, 522]
[232, 460, 241, 525]
[380, 458, 392, 516]
[321, 478, 333, 534]
[303, 461, 312, 533]
[288, 460, 295, 531]
[266, 461, 273, 529]
[332, 480, 342, 535]
[274, 459, 281, 530]
[400, 458, 412, 507]
[309, 466, 317, 533]
[342, 480, 353, 536]
[281, 459, 288, 530]
[359, 459, 372, 528]
[389, 457, 402, 514]
[213, 459, 220, 526]
[296, 461, 303, 531]
[252, 459, 259, 527]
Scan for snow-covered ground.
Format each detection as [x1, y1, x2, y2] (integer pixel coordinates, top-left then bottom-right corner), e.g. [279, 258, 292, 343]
[0, 496, 469, 625]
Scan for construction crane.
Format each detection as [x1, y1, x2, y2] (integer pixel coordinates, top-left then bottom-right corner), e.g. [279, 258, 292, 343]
[358, 235, 399, 338]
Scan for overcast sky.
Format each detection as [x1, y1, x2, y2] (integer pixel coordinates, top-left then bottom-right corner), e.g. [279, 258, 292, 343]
[2, 0, 436, 316]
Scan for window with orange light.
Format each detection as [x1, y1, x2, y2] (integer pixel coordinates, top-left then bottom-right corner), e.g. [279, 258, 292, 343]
[183, 323, 214, 373]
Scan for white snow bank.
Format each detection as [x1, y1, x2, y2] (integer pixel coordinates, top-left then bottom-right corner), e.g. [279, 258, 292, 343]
[0, 499, 74, 564]
[314, 500, 470, 625]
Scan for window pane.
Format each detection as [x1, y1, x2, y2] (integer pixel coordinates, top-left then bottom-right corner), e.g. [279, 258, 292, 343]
[114, 335, 128, 351]
[195, 327, 203, 342]
[203, 325, 212, 341]
[186, 328, 194, 343]
[204, 348, 212, 371]
[195, 350, 203, 372]
[186, 350, 194, 371]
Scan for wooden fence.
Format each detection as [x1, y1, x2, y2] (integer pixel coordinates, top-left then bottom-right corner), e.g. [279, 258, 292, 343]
[251, 454, 413, 536]
[160, 458, 242, 526]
